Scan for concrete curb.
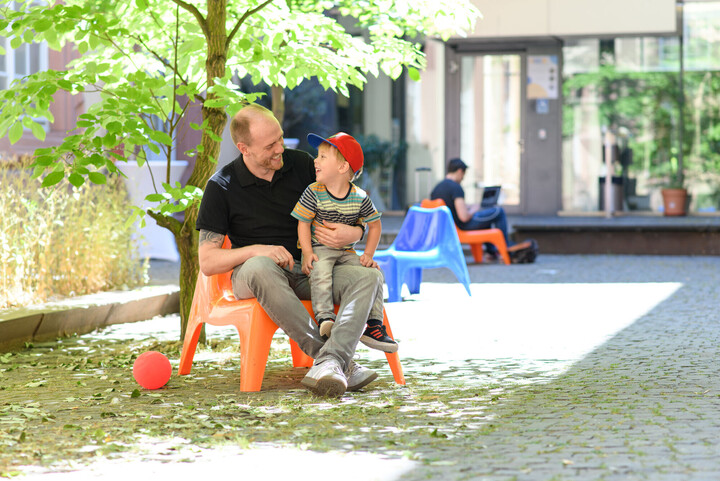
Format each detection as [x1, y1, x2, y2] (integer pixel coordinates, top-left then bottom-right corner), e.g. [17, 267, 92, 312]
[0, 285, 180, 352]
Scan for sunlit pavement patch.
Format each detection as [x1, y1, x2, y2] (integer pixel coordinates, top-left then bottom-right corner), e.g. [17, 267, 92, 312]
[17, 444, 417, 481]
[377, 282, 682, 362]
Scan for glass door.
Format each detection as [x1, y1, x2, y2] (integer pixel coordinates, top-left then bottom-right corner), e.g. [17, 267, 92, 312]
[459, 54, 524, 213]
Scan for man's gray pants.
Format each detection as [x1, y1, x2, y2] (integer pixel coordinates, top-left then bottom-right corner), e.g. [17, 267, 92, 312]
[231, 256, 384, 371]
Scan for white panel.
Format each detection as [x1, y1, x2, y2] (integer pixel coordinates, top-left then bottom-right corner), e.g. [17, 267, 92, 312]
[466, 0, 676, 39]
[470, 0, 550, 37]
[548, 0, 676, 36]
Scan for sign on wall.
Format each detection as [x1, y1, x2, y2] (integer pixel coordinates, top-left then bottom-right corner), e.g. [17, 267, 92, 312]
[527, 55, 558, 99]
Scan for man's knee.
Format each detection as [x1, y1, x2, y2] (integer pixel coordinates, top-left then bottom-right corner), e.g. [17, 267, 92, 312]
[332, 265, 383, 292]
[236, 256, 278, 285]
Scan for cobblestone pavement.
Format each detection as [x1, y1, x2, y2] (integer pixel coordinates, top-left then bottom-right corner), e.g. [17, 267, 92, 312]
[149, 254, 720, 480]
[9, 254, 720, 480]
[401, 254, 720, 480]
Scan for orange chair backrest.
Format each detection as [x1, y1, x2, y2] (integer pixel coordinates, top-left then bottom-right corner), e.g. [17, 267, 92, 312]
[420, 198, 446, 209]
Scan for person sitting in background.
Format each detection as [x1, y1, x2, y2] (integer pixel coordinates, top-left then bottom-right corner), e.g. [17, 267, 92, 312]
[430, 158, 534, 261]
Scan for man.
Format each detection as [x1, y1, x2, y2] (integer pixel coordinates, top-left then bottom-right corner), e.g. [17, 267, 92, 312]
[196, 104, 384, 397]
[430, 158, 532, 257]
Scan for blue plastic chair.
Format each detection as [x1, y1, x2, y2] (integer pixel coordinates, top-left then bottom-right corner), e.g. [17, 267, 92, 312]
[374, 205, 472, 302]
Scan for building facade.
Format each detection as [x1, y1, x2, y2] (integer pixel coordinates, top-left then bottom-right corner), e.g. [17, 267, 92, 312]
[406, 0, 720, 216]
[4, 0, 720, 218]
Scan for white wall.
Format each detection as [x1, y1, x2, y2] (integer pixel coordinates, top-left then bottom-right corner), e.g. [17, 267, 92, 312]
[363, 74, 393, 139]
[469, 0, 677, 38]
[405, 40, 446, 205]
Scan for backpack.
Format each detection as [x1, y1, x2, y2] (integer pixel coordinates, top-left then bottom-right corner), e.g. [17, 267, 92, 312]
[510, 239, 539, 264]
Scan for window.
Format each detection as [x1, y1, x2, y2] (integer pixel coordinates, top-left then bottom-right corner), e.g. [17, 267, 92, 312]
[0, 38, 48, 90]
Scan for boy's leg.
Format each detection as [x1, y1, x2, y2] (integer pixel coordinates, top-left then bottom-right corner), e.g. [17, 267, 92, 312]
[309, 247, 343, 320]
[309, 247, 344, 337]
[295, 263, 382, 370]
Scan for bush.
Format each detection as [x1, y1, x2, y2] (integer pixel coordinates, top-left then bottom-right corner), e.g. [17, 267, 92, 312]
[0, 156, 148, 309]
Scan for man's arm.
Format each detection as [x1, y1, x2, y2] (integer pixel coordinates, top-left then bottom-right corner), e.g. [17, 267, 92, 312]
[198, 229, 295, 276]
[313, 221, 363, 248]
[453, 197, 479, 223]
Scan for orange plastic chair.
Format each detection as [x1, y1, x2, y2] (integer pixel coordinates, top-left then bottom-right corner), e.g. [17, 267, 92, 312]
[178, 237, 405, 392]
[420, 198, 511, 265]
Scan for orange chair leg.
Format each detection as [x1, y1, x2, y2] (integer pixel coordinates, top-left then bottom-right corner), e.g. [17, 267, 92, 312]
[498, 247, 511, 265]
[382, 311, 406, 385]
[290, 339, 314, 368]
[236, 309, 280, 392]
[178, 320, 204, 375]
[469, 243, 484, 263]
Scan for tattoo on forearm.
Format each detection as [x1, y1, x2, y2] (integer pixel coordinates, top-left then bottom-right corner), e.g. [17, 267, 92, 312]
[199, 230, 225, 247]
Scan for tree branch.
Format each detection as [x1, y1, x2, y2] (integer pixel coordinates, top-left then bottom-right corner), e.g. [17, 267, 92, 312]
[226, 0, 278, 49]
[170, 0, 209, 40]
[147, 210, 183, 237]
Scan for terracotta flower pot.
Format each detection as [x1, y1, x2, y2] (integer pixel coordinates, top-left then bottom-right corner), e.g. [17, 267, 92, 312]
[661, 188, 688, 216]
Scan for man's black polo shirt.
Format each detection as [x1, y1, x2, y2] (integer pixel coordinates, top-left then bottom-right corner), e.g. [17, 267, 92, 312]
[196, 149, 315, 260]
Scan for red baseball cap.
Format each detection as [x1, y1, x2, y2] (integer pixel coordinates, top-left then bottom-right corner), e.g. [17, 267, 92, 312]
[307, 132, 364, 175]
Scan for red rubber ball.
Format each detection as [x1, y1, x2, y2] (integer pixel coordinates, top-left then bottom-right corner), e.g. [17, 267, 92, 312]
[133, 351, 172, 390]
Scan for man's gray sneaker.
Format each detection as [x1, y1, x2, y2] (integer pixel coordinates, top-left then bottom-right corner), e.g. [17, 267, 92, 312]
[301, 358, 347, 397]
[345, 361, 378, 391]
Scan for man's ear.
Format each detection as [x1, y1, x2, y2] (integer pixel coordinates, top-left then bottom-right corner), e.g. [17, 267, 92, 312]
[237, 142, 248, 155]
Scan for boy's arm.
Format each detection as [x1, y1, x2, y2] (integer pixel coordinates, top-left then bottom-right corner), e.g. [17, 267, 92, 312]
[361, 220, 382, 258]
[358, 220, 382, 268]
[297, 221, 314, 256]
[297, 221, 318, 275]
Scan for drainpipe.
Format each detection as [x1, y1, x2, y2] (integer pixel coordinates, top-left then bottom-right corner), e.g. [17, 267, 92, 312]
[604, 129, 615, 218]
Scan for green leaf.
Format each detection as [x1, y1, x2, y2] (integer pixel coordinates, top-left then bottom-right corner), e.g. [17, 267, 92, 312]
[42, 171, 65, 187]
[148, 130, 172, 145]
[408, 67, 421, 82]
[8, 122, 23, 144]
[33, 18, 53, 33]
[68, 173, 85, 187]
[131, 389, 141, 398]
[88, 172, 107, 185]
[145, 193, 167, 202]
[30, 122, 46, 141]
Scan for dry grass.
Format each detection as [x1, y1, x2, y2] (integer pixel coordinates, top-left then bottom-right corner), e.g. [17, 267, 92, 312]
[0, 156, 148, 308]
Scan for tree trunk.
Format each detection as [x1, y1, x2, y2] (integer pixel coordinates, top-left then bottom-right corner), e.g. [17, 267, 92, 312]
[175, 216, 199, 340]
[272, 85, 285, 126]
[176, 0, 230, 339]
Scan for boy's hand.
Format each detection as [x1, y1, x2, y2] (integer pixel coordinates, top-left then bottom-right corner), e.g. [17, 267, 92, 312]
[359, 253, 376, 268]
[301, 252, 318, 275]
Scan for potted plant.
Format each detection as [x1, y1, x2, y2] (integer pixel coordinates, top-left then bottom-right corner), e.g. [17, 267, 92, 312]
[661, 170, 688, 216]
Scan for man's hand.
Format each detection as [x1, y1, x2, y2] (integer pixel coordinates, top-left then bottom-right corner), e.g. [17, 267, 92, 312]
[256, 245, 295, 270]
[314, 220, 362, 249]
[301, 252, 318, 275]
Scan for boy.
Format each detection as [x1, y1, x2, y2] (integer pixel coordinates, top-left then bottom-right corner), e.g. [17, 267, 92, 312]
[291, 132, 397, 353]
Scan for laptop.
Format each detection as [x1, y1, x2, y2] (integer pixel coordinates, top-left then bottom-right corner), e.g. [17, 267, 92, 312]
[480, 186, 502, 208]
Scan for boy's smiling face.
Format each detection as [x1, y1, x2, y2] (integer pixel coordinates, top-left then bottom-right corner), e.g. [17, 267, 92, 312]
[314, 143, 349, 185]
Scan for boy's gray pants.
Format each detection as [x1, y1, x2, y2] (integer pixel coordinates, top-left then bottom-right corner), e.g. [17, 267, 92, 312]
[306, 245, 383, 322]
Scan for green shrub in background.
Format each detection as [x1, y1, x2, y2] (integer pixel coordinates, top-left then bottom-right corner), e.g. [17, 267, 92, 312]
[0, 156, 148, 309]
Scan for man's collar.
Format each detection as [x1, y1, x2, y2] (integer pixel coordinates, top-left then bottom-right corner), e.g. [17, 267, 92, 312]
[232, 153, 293, 187]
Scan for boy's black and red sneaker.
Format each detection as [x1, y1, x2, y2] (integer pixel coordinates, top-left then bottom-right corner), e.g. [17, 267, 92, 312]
[360, 319, 398, 353]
